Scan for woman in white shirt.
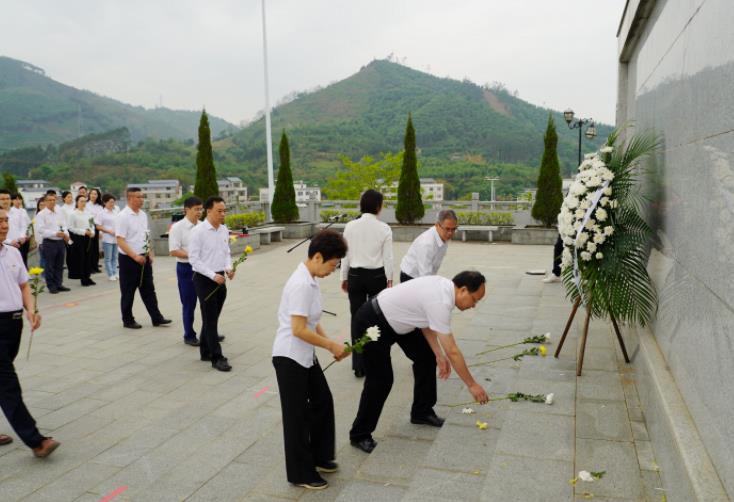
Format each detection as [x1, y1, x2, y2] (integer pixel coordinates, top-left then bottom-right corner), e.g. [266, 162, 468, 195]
[98, 194, 119, 280]
[87, 188, 104, 274]
[60, 191, 76, 277]
[68, 195, 96, 286]
[272, 230, 348, 491]
[340, 189, 393, 378]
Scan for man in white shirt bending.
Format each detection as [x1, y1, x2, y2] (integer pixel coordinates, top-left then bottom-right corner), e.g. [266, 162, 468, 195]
[349, 271, 489, 454]
[169, 196, 203, 346]
[116, 187, 171, 329]
[188, 196, 235, 372]
[399, 210, 458, 282]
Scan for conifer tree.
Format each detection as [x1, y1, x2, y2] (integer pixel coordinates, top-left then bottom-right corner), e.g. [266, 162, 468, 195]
[2, 172, 18, 194]
[395, 114, 424, 224]
[531, 114, 563, 227]
[194, 110, 219, 205]
[271, 130, 299, 223]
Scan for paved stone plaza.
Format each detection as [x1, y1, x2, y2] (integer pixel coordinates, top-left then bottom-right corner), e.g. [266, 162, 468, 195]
[0, 241, 664, 501]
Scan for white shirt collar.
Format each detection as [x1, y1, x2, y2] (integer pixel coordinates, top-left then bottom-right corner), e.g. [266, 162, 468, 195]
[297, 261, 317, 287]
[431, 226, 446, 248]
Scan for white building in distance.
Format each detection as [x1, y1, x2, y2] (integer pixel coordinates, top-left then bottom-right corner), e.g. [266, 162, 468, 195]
[126, 180, 182, 210]
[16, 180, 61, 210]
[380, 178, 444, 201]
[259, 180, 321, 203]
[217, 177, 248, 206]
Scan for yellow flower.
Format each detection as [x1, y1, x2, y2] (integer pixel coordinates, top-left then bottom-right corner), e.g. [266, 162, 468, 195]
[31, 218, 36, 224]
[229, 235, 238, 243]
[28, 267, 44, 276]
[539, 345, 547, 357]
[245, 245, 253, 254]
[475, 420, 488, 430]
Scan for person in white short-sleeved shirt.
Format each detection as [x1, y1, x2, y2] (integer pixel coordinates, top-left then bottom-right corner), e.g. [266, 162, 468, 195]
[272, 230, 349, 490]
[399, 209, 458, 281]
[348, 272, 490, 454]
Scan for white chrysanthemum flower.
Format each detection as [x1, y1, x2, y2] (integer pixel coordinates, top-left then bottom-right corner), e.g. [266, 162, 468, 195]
[599, 197, 609, 207]
[578, 471, 595, 483]
[544, 332, 551, 342]
[588, 176, 602, 187]
[595, 252, 604, 259]
[584, 153, 596, 160]
[586, 242, 597, 253]
[562, 247, 572, 261]
[600, 146, 613, 153]
[581, 251, 592, 261]
[577, 232, 589, 245]
[596, 208, 608, 221]
[574, 209, 585, 219]
[603, 187, 612, 196]
[563, 236, 575, 246]
[593, 234, 605, 245]
[584, 219, 596, 230]
[570, 182, 586, 196]
[566, 197, 579, 209]
[580, 200, 590, 210]
[610, 200, 619, 208]
[366, 326, 381, 342]
[600, 168, 614, 181]
[604, 226, 614, 236]
[461, 407, 475, 415]
[545, 393, 554, 405]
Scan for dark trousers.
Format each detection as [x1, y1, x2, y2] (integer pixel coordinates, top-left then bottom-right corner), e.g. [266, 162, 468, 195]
[552, 235, 563, 277]
[0, 314, 44, 448]
[90, 230, 100, 271]
[118, 253, 164, 325]
[273, 356, 335, 484]
[19, 240, 30, 268]
[347, 267, 387, 373]
[176, 262, 198, 340]
[349, 300, 437, 442]
[193, 272, 225, 361]
[66, 241, 78, 279]
[41, 240, 65, 293]
[400, 271, 414, 283]
[69, 234, 92, 284]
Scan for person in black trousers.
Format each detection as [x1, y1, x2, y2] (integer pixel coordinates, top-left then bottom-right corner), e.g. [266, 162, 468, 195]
[340, 189, 393, 377]
[0, 208, 60, 458]
[115, 187, 171, 329]
[542, 234, 564, 283]
[36, 191, 71, 294]
[272, 230, 349, 490]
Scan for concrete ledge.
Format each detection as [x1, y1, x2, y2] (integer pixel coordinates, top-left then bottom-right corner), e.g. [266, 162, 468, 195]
[280, 222, 314, 239]
[631, 326, 729, 502]
[511, 227, 558, 245]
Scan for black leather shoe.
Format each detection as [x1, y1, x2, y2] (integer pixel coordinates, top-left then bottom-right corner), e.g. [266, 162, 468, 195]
[354, 369, 365, 378]
[316, 461, 339, 473]
[153, 319, 172, 326]
[294, 476, 328, 490]
[350, 438, 377, 453]
[58, 286, 71, 292]
[218, 335, 226, 342]
[184, 338, 200, 347]
[410, 414, 445, 428]
[124, 322, 143, 329]
[212, 358, 232, 372]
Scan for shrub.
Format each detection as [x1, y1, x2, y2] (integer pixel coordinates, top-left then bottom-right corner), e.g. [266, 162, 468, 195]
[225, 211, 266, 230]
[319, 209, 360, 223]
[455, 211, 514, 226]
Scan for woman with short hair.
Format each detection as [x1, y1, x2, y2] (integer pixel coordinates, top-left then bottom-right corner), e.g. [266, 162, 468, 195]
[98, 194, 119, 281]
[87, 188, 104, 273]
[67, 195, 95, 286]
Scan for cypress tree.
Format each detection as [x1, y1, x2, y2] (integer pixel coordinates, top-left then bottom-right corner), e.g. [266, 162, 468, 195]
[271, 130, 299, 223]
[2, 172, 18, 194]
[193, 110, 219, 205]
[395, 114, 424, 224]
[531, 114, 563, 227]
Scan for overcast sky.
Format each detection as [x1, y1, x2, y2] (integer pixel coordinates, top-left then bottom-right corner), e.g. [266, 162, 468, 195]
[2, 0, 626, 125]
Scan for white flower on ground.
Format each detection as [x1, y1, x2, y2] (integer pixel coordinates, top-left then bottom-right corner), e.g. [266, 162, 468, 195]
[366, 326, 381, 342]
[461, 407, 475, 414]
[544, 332, 551, 342]
[545, 393, 554, 405]
[595, 252, 604, 259]
[604, 226, 614, 236]
[600, 146, 613, 153]
[596, 208, 608, 221]
[578, 471, 595, 482]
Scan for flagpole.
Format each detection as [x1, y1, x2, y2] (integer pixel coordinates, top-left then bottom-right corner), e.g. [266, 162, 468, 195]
[261, 0, 275, 221]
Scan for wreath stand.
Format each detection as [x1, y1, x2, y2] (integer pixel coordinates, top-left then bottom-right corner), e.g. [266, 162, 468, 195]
[554, 296, 630, 376]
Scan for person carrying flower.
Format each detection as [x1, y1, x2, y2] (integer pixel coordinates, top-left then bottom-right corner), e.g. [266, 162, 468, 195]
[272, 230, 349, 490]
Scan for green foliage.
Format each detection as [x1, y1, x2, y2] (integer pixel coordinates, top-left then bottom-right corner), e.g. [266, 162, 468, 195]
[2, 172, 18, 193]
[173, 191, 194, 205]
[562, 130, 661, 326]
[319, 209, 360, 222]
[225, 211, 266, 230]
[531, 115, 563, 227]
[0, 56, 232, 151]
[271, 131, 299, 222]
[455, 211, 514, 226]
[194, 110, 219, 203]
[395, 115, 424, 224]
[323, 153, 402, 200]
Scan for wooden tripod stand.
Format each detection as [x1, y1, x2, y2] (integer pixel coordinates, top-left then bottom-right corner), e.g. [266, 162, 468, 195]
[554, 297, 630, 376]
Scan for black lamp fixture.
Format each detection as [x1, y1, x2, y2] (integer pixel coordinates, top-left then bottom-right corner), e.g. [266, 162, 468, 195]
[564, 109, 597, 167]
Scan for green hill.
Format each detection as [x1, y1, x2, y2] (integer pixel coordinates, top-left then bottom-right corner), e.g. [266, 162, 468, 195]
[0, 56, 234, 152]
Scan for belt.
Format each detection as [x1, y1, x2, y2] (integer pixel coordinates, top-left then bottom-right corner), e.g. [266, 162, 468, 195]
[370, 297, 385, 319]
[0, 310, 23, 320]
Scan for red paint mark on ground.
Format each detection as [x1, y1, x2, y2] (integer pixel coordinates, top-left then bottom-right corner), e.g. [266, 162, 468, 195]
[254, 386, 269, 398]
[63, 302, 78, 308]
[99, 485, 128, 502]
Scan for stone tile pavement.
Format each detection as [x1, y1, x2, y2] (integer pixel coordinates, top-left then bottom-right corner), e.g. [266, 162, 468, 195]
[0, 241, 664, 501]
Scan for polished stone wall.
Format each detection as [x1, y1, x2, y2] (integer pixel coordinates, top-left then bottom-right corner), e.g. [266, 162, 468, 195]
[617, 0, 734, 499]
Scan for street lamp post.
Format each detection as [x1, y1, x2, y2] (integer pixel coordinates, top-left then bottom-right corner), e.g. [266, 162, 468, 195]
[563, 109, 597, 167]
[484, 177, 499, 210]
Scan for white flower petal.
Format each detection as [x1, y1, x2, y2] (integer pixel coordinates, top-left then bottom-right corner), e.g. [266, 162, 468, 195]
[545, 393, 554, 405]
[578, 471, 595, 483]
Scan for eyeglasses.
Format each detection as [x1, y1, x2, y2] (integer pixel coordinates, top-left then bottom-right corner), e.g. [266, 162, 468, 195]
[439, 224, 458, 233]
